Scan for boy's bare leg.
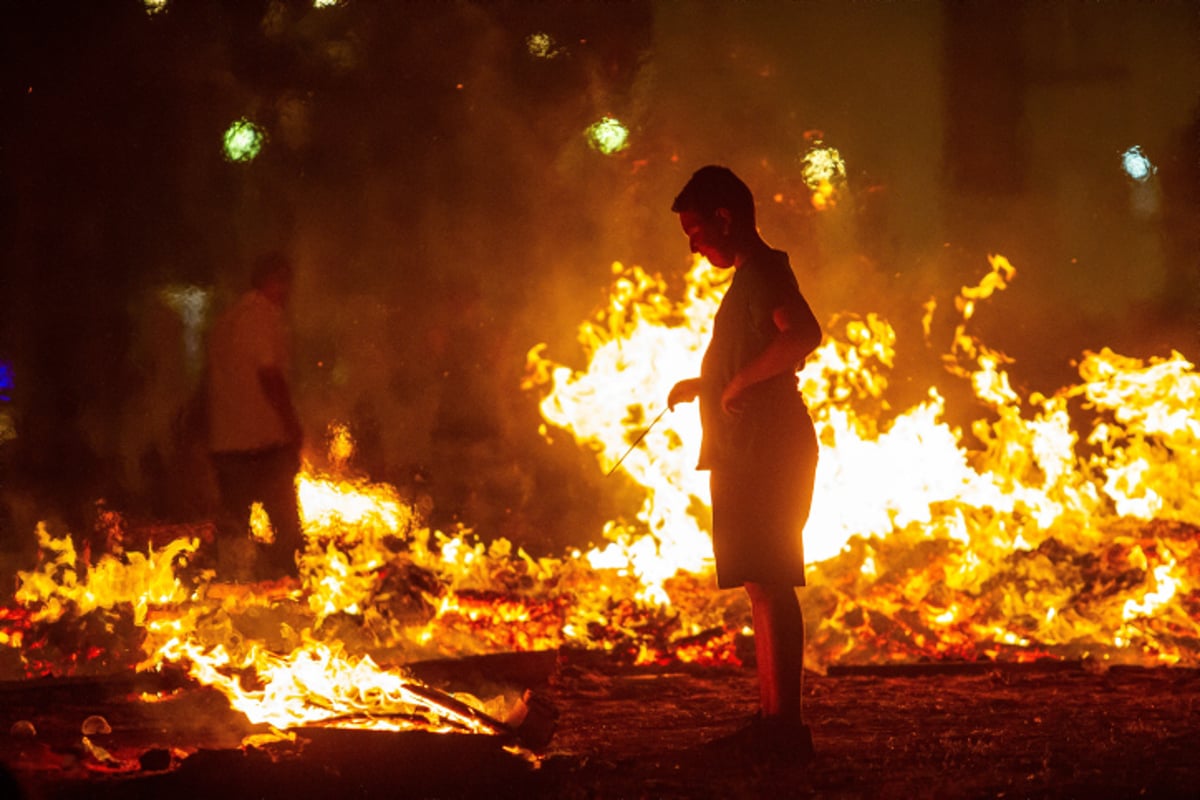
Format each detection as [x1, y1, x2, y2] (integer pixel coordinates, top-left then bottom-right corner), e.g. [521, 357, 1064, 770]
[745, 581, 805, 722]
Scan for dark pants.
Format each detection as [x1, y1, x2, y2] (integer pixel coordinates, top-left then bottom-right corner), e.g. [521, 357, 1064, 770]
[210, 444, 303, 579]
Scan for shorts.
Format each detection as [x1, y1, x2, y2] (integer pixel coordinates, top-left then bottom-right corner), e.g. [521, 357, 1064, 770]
[708, 424, 818, 589]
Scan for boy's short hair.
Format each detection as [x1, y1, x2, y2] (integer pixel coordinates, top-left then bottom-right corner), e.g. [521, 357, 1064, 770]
[671, 165, 756, 228]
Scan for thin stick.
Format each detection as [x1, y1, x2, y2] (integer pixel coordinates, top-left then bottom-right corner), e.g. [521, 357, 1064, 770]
[605, 407, 669, 477]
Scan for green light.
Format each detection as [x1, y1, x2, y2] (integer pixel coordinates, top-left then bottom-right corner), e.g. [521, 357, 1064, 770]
[586, 116, 629, 155]
[223, 118, 265, 163]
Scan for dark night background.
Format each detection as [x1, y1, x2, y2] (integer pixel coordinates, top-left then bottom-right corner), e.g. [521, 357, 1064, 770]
[0, 0, 1197, 562]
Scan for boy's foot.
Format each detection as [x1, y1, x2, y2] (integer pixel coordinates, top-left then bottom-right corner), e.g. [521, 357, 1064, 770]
[702, 715, 814, 762]
[757, 716, 815, 760]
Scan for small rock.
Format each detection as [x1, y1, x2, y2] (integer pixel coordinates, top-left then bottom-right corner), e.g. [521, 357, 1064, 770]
[10, 720, 36, 738]
[82, 715, 112, 735]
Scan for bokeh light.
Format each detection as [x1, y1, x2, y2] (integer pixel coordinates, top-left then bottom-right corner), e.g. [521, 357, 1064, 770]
[586, 116, 629, 155]
[0, 361, 13, 446]
[1121, 145, 1155, 182]
[143, 0, 168, 15]
[801, 143, 846, 188]
[526, 32, 564, 59]
[801, 141, 847, 210]
[0, 361, 12, 403]
[223, 118, 265, 163]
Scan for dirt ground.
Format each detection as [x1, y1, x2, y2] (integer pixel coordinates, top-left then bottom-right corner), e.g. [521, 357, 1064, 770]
[2, 651, 1197, 800]
[537, 656, 1200, 800]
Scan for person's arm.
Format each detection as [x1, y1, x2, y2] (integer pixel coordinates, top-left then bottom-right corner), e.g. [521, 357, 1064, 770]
[720, 303, 821, 414]
[259, 367, 303, 446]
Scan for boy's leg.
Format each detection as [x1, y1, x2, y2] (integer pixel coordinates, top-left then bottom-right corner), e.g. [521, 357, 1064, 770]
[745, 581, 805, 722]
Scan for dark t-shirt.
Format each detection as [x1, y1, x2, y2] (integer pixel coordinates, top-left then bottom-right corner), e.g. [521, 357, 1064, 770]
[697, 248, 818, 472]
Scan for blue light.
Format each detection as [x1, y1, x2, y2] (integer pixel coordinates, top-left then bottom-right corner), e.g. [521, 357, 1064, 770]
[0, 361, 12, 403]
[1121, 146, 1155, 182]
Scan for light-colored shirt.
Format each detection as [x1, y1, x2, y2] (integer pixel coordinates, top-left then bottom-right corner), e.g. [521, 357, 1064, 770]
[206, 289, 291, 453]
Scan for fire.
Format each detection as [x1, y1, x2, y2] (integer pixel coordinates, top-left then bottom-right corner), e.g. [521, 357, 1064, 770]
[295, 466, 413, 620]
[524, 253, 1200, 668]
[14, 521, 199, 627]
[524, 260, 722, 603]
[1, 247, 1197, 749]
[153, 633, 502, 735]
[248, 502, 274, 544]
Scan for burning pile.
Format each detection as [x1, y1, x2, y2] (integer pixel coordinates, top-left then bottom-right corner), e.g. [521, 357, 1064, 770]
[1, 252, 1197, 754]
[523, 254, 1200, 667]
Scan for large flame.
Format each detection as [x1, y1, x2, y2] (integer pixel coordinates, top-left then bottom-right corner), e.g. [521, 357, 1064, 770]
[525, 254, 1200, 667]
[2, 251, 1197, 748]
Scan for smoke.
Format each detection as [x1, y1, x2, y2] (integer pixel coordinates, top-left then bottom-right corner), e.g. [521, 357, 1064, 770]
[1, 1, 1198, 557]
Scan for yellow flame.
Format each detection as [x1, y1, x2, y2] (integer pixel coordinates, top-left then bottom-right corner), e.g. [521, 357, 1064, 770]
[327, 421, 355, 469]
[14, 522, 198, 627]
[5, 244, 1200, 736]
[155, 633, 499, 734]
[526, 253, 1200, 667]
[249, 502, 274, 544]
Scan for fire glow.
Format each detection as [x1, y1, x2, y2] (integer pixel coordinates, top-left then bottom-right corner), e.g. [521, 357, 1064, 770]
[525, 253, 1200, 666]
[2, 252, 1198, 747]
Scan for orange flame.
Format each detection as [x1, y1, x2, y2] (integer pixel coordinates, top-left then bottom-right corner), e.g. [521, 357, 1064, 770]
[525, 254, 1200, 668]
[3, 249, 1197, 741]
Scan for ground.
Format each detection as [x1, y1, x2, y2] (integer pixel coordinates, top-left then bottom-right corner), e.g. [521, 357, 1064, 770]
[1, 650, 1197, 800]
